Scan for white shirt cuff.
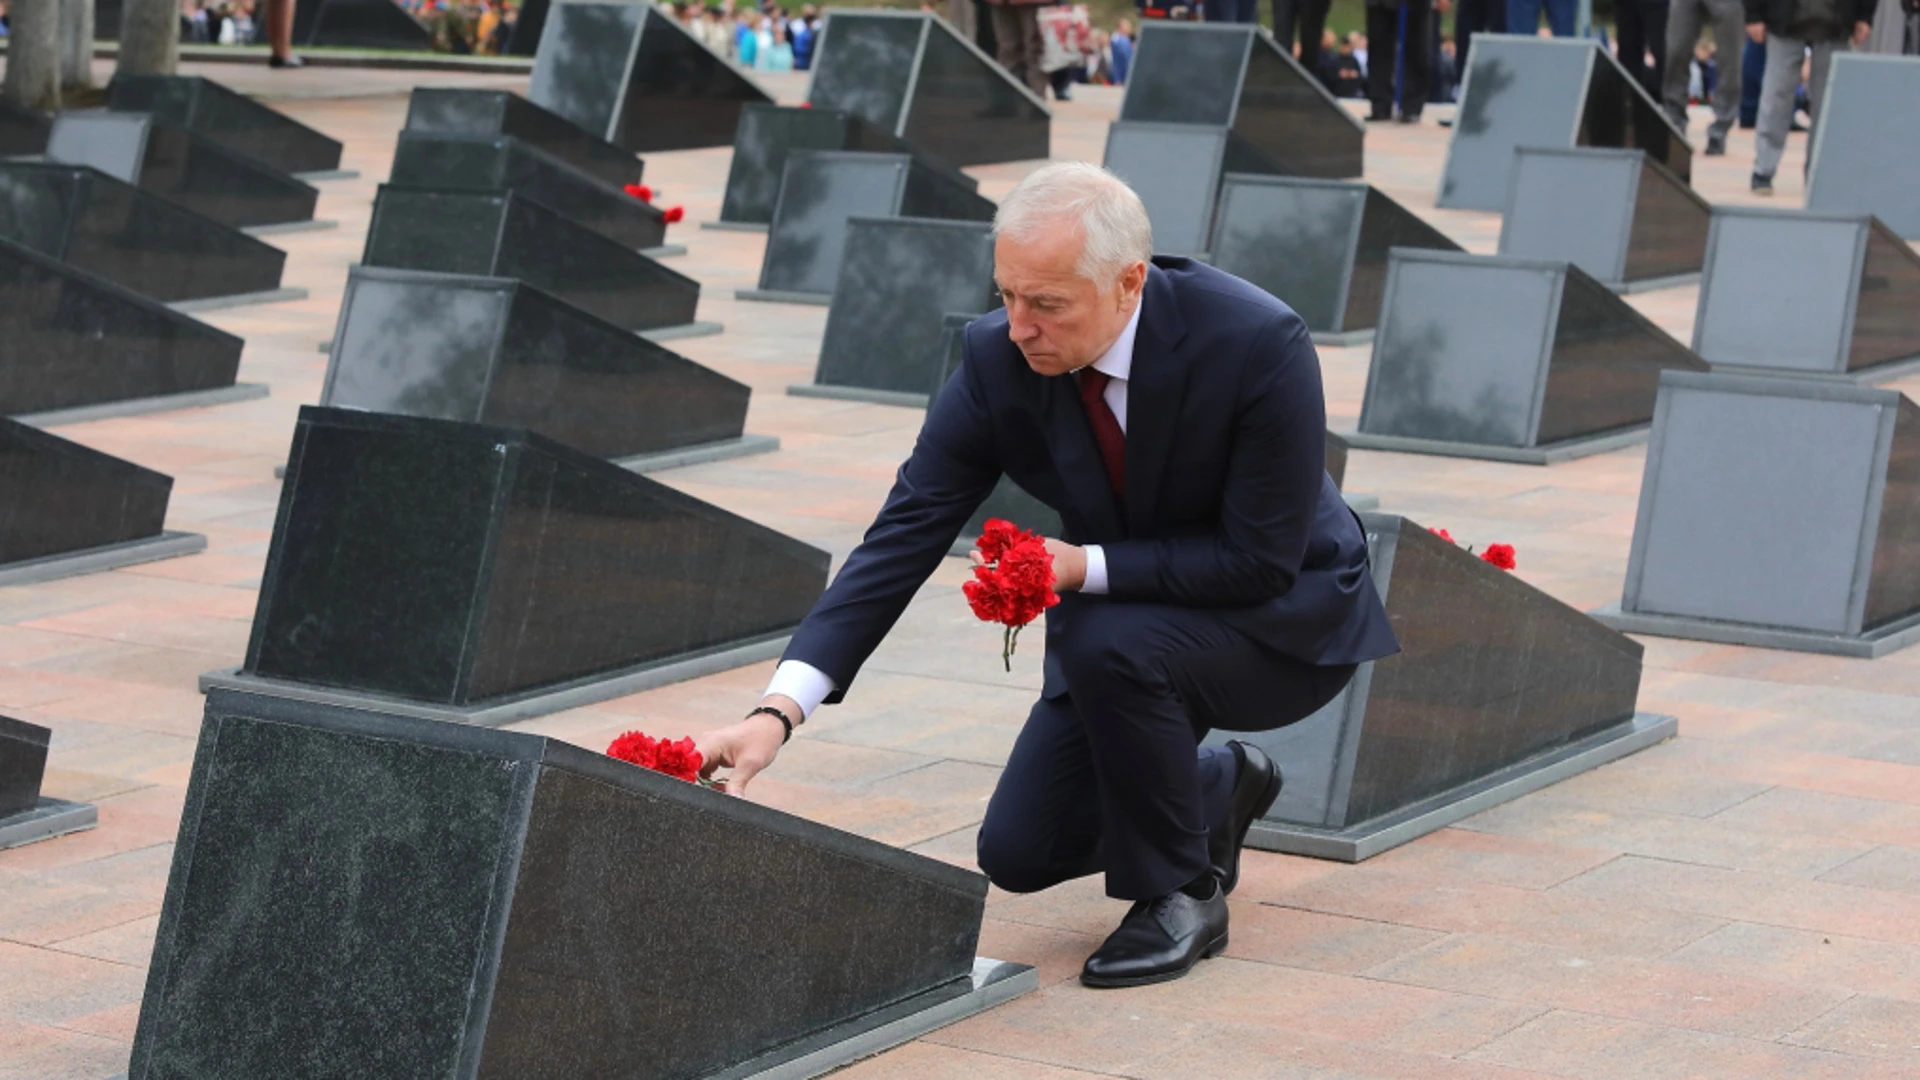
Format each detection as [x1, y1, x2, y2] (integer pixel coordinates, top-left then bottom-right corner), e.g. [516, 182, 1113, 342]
[764, 660, 836, 720]
[1081, 544, 1109, 595]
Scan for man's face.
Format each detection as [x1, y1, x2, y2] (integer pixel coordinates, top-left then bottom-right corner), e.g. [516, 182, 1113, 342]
[994, 226, 1144, 378]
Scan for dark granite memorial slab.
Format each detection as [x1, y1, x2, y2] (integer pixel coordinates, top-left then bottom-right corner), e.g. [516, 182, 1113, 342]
[0, 161, 288, 304]
[1500, 147, 1709, 293]
[0, 100, 51, 158]
[716, 103, 974, 229]
[0, 715, 97, 851]
[1208, 175, 1460, 343]
[503, 0, 551, 54]
[45, 112, 320, 229]
[404, 88, 642, 190]
[1119, 21, 1363, 179]
[1691, 208, 1920, 381]
[1440, 34, 1691, 212]
[1102, 122, 1264, 259]
[108, 76, 344, 177]
[214, 407, 828, 722]
[1593, 371, 1920, 657]
[1353, 248, 1709, 463]
[749, 150, 996, 303]
[363, 187, 702, 335]
[129, 689, 1033, 1080]
[323, 266, 762, 471]
[1206, 514, 1674, 861]
[806, 10, 1050, 169]
[528, 0, 773, 154]
[292, 0, 432, 49]
[1808, 55, 1920, 240]
[0, 235, 250, 417]
[389, 131, 666, 252]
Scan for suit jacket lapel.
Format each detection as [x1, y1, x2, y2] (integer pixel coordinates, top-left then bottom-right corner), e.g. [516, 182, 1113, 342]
[1124, 265, 1188, 537]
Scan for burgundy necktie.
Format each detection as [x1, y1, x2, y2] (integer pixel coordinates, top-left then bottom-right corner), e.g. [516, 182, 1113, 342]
[1077, 368, 1126, 497]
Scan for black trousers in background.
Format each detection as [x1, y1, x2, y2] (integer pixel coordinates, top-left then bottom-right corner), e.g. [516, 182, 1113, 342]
[987, 3, 1049, 100]
[1365, 1, 1432, 118]
[974, 597, 1358, 901]
[1614, 0, 1670, 99]
[1454, 0, 1506, 77]
[1273, 0, 1335, 81]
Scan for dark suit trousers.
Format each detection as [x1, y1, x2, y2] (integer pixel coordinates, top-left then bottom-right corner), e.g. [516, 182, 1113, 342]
[1366, 1, 1432, 118]
[976, 597, 1357, 901]
[988, 4, 1049, 100]
[1273, 0, 1334, 81]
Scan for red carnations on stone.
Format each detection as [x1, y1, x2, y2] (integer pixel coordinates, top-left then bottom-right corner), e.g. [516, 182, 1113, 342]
[963, 518, 1060, 671]
[606, 730, 712, 785]
[623, 183, 654, 202]
[663, 205, 685, 224]
[1429, 527, 1517, 572]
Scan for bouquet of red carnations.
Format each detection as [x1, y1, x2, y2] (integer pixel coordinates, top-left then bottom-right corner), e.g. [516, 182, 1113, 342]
[605, 730, 720, 787]
[962, 519, 1061, 672]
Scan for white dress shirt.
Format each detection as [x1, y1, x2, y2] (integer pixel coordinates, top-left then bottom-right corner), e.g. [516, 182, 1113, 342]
[765, 303, 1144, 719]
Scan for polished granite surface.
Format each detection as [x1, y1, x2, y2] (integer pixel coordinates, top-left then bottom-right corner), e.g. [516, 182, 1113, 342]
[1211, 513, 1643, 829]
[1362, 249, 1704, 448]
[720, 104, 914, 226]
[0, 416, 171, 566]
[388, 131, 666, 251]
[0, 161, 287, 303]
[0, 716, 51, 818]
[1501, 148, 1708, 289]
[0, 100, 51, 158]
[246, 408, 828, 705]
[46, 112, 320, 229]
[1121, 22, 1363, 179]
[0, 235, 244, 414]
[808, 10, 1049, 168]
[1808, 54, 1920, 239]
[930, 314, 1068, 545]
[404, 88, 643, 190]
[325, 266, 746, 459]
[130, 690, 987, 1079]
[1102, 122, 1232, 258]
[1210, 175, 1459, 334]
[503, 0, 549, 53]
[363, 186, 697, 332]
[293, 0, 432, 49]
[108, 75, 343, 175]
[814, 217, 996, 395]
[528, 0, 770, 154]
[1576, 40, 1692, 184]
[1851, 216, 1920, 373]
[1625, 372, 1920, 636]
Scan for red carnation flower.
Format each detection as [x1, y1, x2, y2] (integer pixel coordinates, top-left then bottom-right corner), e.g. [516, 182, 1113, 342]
[798, 101, 812, 108]
[663, 205, 685, 224]
[607, 730, 713, 785]
[963, 519, 1059, 671]
[623, 183, 654, 202]
[1481, 543, 1517, 571]
[1429, 527, 1455, 543]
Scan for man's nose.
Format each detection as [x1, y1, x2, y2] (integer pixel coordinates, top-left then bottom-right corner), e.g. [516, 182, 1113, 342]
[1006, 307, 1040, 342]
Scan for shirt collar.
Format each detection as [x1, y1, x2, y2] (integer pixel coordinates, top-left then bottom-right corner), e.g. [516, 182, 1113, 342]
[1087, 301, 1142, 382]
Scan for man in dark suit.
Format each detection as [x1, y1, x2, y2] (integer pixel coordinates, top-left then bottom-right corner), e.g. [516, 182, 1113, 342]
[696, 163, 1398, 989]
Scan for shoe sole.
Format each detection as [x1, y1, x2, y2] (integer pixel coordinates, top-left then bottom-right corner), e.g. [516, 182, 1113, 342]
[1220, 764, 1283, 896]
[1080, 933, 1230, 989]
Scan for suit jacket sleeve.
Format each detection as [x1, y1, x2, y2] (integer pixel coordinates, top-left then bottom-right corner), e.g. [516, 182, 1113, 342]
[778, 339, 1003, 703]
[1099, 313, 1326, 607]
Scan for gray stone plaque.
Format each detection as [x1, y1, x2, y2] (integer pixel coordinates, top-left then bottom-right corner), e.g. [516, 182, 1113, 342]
[1440, 34, 1691, 211]
[718, 103, 964, 228]
[1103, 122, 1235, 258]
[1596, 371, 1920, 656]
[1354, 248, 1708, 462]
[1499, 146, 1708, 291]
[1692, 208, 1920, 379]
[1807, 54, 1920, 240]
[47, 111, 320, 229]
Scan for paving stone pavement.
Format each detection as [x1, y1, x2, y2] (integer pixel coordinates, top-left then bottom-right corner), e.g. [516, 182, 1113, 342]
[3, 64, 1920, 1080]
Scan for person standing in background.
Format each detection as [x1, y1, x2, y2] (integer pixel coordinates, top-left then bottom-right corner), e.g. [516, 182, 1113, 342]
[791, 5, 818, 68]
[1508, 0, 1574, 36]
[986, 0, 1050, 99]
[263, 0, 298, 65]
[1453, 0, 1506, 71]
[1364, 0, 1431, 121]
[1746, 0, 1872, 193]
[1665, 0, 1744, 153]
[1273, 0, 1335, 78]
[1110, 16, 1133, 82]
[1616, 0, 1670, 96]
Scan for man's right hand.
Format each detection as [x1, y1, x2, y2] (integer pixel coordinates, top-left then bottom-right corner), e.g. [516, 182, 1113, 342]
[1746, 21, 1765, 42]
[692, 696, 797, 795]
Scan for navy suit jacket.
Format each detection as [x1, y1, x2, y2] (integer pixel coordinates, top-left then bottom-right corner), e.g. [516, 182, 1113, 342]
[784, 257, 1399, 706]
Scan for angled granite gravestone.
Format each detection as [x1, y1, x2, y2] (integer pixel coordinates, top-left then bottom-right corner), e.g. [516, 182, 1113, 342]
[389, 131, 667, 252]
[108, 76, 345, 177]
[203, 407, 829, 726]
[1440, 34, 1692, 212]
[0, 100, 51, 157]
[323, 267, 766, 471]
[792, 217, 997, 404]
[404, 88, 643, 190]
[807, 8, 1050, 168]
[1208, 175, 1461, 345]
[715, 102, 974, 229]
[362, 187, 712, 338]
[0, 716, 97, 851]
[129, 689, 1034, 1080]
[1353, 248, 1710, 463]
[0, 161, 291, 305]
[1204, 514, 1673, 861]
[1691, 208, 1920, 381]
[0, 236, 259, 422]
[1499, 147, 1709, 293]
[1593, 372, 1920, 657]
[1807, 54, 1920, 240]
[747, 151, 996, 303]
[0, 416, 206, 585]
[528, 0, 773, 154]
[1120, 21, 1363, 179]
[1103, 122, 1289, 259]
[45, 112, 320, 230]
[291, 0, 432, 49]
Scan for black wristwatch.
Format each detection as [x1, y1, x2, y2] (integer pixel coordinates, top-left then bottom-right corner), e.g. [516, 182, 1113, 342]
[747, 705, 796, 744]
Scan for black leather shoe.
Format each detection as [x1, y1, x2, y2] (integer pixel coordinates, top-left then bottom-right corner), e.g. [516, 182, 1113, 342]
[1208, 740, 1281, 896]
[1081, 882, 1229, 989]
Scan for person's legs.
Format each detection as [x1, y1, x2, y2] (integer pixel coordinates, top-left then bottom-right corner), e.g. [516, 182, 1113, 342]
[1705, 0, 1743, 138]
[1298, 0, 1333, 72]
[1739, 33, 1766, 125]
[1642, 0, 1670, 94]
[1366, 4, 1400, 118]
[1401, 0, 1432, 115]
[1272, 0, 1301, 44]
[265, 0, 295, 63]
[1618, 0, 1649, 88]
[1544, 0, 1576, 34]
[1457, 0, 1485, 73]
[1753, 32, 1802, 179]
[1802, 38, 1837, 174]
[1506, 0, 1541, 35]
[1016, 6, 1048, 97]
[976, 695, 1108, 894]
[1235, 0, 1259, 24]
[1662, 0, 1701, 130]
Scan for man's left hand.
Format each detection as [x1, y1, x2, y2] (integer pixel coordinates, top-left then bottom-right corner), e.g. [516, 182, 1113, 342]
[969, 537, 1088, 592]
